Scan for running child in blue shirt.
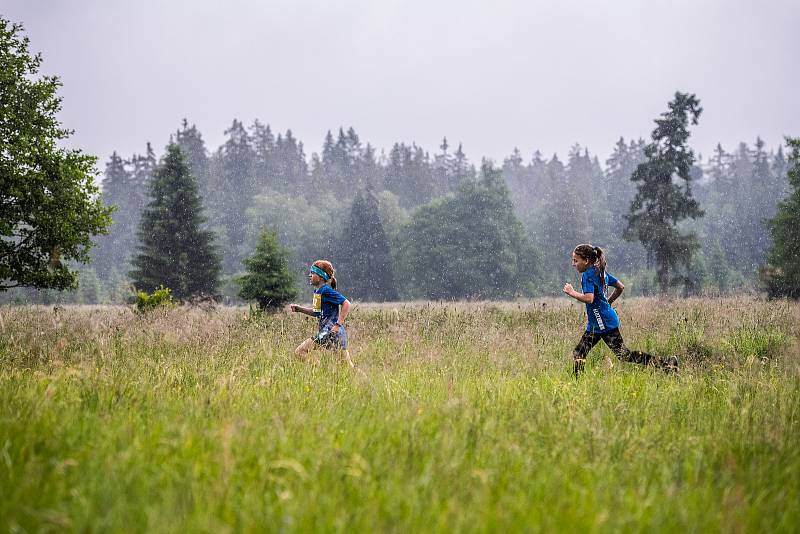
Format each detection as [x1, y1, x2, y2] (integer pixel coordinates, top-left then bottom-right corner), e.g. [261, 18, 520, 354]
[290, 259, 354, 367]
[562, 244, 678, 377]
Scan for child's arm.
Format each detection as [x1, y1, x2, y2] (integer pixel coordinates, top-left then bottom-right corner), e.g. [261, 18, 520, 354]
[563, 283, 594, 304]
[332, 299, 351, 333]
[290, 304, 317, 317]
[608, 280, 624, 305]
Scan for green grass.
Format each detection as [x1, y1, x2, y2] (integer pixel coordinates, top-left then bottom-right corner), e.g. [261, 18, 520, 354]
[1, 298, 798, 532]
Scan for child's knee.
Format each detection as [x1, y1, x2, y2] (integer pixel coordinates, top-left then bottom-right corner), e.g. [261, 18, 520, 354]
[295, 339, 312, 357]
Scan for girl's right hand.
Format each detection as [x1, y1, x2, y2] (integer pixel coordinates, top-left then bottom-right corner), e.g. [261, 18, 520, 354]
[563, 283, 574, 295]
[289, 304, 299, 312]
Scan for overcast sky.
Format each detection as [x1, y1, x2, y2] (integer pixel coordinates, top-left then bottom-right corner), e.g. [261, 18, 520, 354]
[5, 0, 799, 168]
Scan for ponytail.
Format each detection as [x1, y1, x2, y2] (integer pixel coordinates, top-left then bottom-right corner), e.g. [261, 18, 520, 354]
[594, 246, 607, 293]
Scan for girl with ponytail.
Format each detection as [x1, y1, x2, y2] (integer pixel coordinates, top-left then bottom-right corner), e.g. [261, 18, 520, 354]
[290, 260, 354, 367]
[562, 244, 678, 376]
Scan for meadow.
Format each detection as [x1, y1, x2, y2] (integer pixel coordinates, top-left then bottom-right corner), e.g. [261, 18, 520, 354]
[1, 298, 798, 532]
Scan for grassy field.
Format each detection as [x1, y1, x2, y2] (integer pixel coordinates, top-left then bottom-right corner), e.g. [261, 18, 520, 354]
[1, 298, 798, 532]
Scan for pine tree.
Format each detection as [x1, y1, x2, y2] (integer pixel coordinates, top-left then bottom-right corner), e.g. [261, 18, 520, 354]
[624, 92, 705, 294]
[502, 147, 532, 213]
[237, 228, 298, 310]
[535, 154, 591, 287]
[130, 144, 220, 300]
[603, 137, 647, 273]
[762, 137, 800, 298]
[274, 129, 308, 195]
[360, 143, 383, 191]
[336, 189, 399, 301]
[209, 119, 256, 273]
[743, 137, 776, 272]
[92, 152, 133, 279]
[175, 119, 211, 200]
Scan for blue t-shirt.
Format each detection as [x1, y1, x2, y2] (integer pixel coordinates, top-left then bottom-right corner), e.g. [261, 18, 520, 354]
[312, 284, 347, 326]
[581, 266, 620, 333]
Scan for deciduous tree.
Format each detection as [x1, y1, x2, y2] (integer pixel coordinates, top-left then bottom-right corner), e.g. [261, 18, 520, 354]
[0, 18, 112, 291]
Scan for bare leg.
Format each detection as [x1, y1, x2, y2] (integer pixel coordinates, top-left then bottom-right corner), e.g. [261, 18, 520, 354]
[341, 349, 354, 368]
[295, 338, 316, 362]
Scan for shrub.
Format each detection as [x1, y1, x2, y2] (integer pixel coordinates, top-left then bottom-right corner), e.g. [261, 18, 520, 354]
[134, 285, 174, 313]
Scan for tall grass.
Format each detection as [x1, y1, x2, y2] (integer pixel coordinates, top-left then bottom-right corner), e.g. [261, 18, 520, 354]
[1, 298, 798, 532]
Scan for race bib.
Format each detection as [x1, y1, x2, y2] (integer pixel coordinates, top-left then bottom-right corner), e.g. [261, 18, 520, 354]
[313, 293, 321, 312]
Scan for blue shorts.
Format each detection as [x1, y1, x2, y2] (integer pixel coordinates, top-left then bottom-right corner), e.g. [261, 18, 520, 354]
[315, 319, 348, 350]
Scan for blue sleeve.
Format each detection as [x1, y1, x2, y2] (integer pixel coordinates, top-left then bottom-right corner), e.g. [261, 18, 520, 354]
[581, 271, 594, 295]
[606, 272, 619, 287]
[320, 285, 346, 305]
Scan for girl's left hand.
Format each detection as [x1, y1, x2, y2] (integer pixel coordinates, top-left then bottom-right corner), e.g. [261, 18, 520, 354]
[563, 283, 574, 295]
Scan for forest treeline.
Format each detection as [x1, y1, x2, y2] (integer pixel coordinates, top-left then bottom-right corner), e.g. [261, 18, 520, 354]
[3, 118, 790, 304]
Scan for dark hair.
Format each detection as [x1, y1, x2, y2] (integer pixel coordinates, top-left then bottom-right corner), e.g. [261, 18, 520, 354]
[313, 259, 337, 289]
[573, 244, 608, 293]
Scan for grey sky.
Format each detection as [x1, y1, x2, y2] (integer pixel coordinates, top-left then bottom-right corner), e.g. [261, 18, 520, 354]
[5, 0, 799, 168]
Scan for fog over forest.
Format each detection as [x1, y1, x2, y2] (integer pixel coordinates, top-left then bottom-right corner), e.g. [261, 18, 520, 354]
[2, 0, 797, 304]
[3, 117, 791, 304]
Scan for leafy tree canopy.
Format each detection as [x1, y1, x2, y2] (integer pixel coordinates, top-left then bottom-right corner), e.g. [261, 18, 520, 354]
[0, 18, 112, 291]
[395, 163, 540, 300]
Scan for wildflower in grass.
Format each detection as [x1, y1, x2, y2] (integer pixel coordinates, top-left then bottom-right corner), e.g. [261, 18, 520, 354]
[563, 244, 679, 376]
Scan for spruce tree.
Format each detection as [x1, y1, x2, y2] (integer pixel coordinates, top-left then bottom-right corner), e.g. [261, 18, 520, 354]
[130, 144, 220, 300]
[92, 152, 132, 279]
[275, 129, 309, 195]
[237, 228, 298, 310]
[250, 119, 276, 191]
[762, 137, 800, 298]
[537, 154, 590, 287]
[336, 189, 399, 301]
[209, 119, 256, 273]
[604, 138, 647, 273]
[624, 92, 704, 294]
[175, 119, 211, 200]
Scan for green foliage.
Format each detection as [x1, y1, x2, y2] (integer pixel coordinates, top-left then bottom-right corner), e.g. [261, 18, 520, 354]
[762, 137, 800, 298]
[336, 189, 399, 301]
[91, 148, 153, 282]
[77, 267, 104, 304]
[245, 192, 336, 285]
[625, 92, 705, 294]
[130, 144, 221, 300]
[236, 228, 298, 310]
[395, 163, 540, 299]
[0, 18, 113, 291]
[134, 285, 174, 312]
[207, 120, 256, 273]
